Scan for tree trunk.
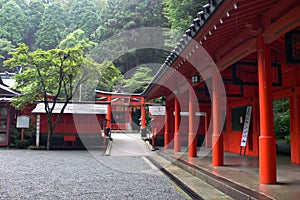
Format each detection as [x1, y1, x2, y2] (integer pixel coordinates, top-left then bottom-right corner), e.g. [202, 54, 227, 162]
[46, 128, 52, 150]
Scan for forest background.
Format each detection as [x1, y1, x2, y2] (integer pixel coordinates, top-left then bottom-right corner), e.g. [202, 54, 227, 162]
[0, 0, 204, 92]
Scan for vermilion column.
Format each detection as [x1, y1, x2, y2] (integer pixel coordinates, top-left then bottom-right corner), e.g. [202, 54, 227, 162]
[212, 68, 224, 166]
[290, 94, 300, 164]
[189, 88, 197, 157]
[164, 101, 170, 149]
[174, 97, 181, 152]
[257, 36, 277, 184]
[107, 96, 112, 128]
[141, 97, 146, 136]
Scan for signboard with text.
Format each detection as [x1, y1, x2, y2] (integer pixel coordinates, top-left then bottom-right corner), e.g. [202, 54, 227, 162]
[16, 115, 30, 128]
[240, 106, 252, 147]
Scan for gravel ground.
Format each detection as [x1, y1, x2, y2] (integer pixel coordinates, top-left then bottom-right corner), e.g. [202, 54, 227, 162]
[0, 149, 185, 200]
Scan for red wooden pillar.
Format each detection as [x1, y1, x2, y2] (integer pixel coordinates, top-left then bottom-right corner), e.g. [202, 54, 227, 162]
[174, 97, 181, 152]
[257, 36, 277, 184]
[290, 92, 300, 164]
[164, 101, 170, 149]
[141, 97, 146, 133]
[104, 96, 112, 144]
[188, 88, 197, 157]
[212, 68, 224, 166]
[107, 96, 112, 128]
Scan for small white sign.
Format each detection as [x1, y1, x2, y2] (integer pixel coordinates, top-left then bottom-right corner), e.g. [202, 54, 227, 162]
[175, 112, 206, 116]
[240, 106, 252, 147]
[149, 106, 165, 116]
[17, 115, 30, 128]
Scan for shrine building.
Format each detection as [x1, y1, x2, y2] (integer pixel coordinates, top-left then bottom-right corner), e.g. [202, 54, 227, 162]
[141, 0, 300, 184]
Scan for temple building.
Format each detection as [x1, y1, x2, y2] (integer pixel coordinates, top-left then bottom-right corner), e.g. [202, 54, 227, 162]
[141, 0, 300, 184]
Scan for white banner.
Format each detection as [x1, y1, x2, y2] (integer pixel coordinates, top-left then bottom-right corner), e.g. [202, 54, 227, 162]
[240, 106, 252, 147]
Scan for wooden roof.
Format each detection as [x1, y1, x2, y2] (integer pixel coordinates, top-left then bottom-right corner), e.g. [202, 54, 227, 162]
[142, 0, 300, 100]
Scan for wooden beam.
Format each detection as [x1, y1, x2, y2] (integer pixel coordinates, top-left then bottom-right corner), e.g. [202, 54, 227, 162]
[214, 26, 261, 60]
[263, 3, 300, 43]
[216, 38, 257, 71]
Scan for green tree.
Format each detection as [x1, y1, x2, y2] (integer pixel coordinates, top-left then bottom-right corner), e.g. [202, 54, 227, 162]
[163, 0, 205, 33]
[95, 0, 168, 42]
[162, 0, 205, 45]
[120, 65, 154, 93]
[59, 29, 95, 50]
[35, 2, 68, 50]
[0, 0, 28, 45]
[273, 98, 290, 139]
[68, 0, 101, 38]
[0, 38, 15, 70]
[59, 29, 120, 99]
[96, 60, 122, 92]
[91, 0, 169, 73]
[13, 0, 28, 10]
[77, 59, 122, 101]
[4, 43, 87, 150]
[25, 0, 45, 50]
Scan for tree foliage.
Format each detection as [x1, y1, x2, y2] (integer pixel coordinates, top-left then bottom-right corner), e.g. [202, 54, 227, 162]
[26, 0, 45, 50]
[68, 0, 101, 38]
[35, 2, 68, 50]
[4, 43, 87, 149]
[96, 60, 122, 92]
[59, 29, 95, 50]
[94, 0, 168, 42]
[0, 0, 28, 45]
[162, 0, 205, 45]
[120, 65, 154, 93]
[75, 59, 122, 101]
[162, 0, 205, 33]
[0, 38, 15, 70]
[273, 98, 290, 139]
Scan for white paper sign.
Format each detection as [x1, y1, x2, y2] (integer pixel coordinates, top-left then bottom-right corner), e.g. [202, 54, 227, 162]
[149, 106, 165, 116]
[240, 106, 252, 147]
[17, 115, 30, 128]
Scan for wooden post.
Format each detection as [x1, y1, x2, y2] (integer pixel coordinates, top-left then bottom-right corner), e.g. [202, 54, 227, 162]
[141, 97, 146, 137]
[21, 129, 25, 142]
[107, 96, 112, 140]
[257, 36, 277, 184]
[188, 88, 197, 157]
[212, 67, 224, 166]
[107, 96, 111, 128]
[290, 93, 300, 164]
[174, 97, 181, 152]
[36, 115, 40, 147]
[164, 100, 170, 149]
[141, 97, 146, 129]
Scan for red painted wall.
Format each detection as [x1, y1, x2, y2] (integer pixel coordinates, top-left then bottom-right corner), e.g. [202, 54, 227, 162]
[221, 54, 300, 157]
[39, 113, 105, 134]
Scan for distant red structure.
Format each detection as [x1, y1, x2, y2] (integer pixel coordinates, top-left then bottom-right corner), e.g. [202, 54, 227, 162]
[96, 90, 153, 133]
[0, 84, 20, 147]
[31, 103, 108, 148]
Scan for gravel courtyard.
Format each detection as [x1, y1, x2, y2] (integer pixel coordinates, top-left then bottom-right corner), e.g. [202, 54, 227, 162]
[0, 149, 185, 200]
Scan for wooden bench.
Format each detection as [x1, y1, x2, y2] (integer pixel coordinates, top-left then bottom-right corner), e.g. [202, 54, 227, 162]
[63, 135, 76, 147]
